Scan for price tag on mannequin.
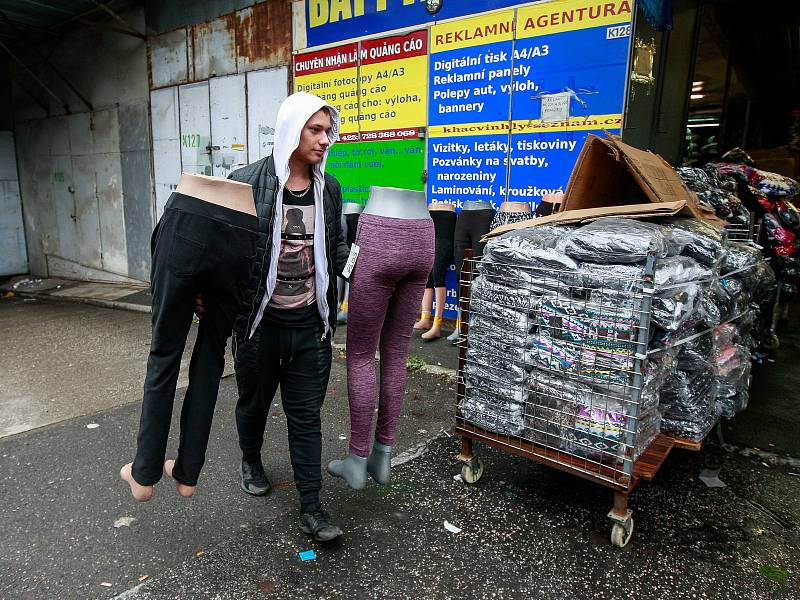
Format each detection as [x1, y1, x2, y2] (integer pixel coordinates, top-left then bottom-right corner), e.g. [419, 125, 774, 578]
[342, 244, 360, 279]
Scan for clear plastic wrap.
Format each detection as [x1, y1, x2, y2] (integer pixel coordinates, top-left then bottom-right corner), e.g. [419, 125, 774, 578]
[651, 282, 702, 332]
[459, 389, 525, 436]
[561, 218, 668, 264]
[478, 255, 578, 295]
[653, 256, 713, 288]
[562, 403, 661, 464]
[661, 218, 727, 267]
[471, 275, 538, 313]
[469, 296, 532, 334]
[578, 262, 643, 293]
[484, 226, 575, 265]
[533, 296, 637, 355]
[526, 334, 634, 390]
[525, 372, 590, 448]
[659, 361, 720, 441]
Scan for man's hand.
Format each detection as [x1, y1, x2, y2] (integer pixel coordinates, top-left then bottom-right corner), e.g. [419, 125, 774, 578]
[194, 293, 205, 320]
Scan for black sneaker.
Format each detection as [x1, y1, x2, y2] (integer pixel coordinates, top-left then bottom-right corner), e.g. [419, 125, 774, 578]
[239, 459, 270, 496]
[299, 507, 343, 542]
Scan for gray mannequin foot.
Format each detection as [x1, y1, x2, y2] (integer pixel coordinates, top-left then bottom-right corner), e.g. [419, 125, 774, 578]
[366, 442, 392, 485]
[327, 453, 367, 490]
[447, 328, 460, 343]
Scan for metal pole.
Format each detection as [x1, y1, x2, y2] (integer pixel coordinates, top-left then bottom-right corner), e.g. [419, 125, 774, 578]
[91, 0, 147, 39]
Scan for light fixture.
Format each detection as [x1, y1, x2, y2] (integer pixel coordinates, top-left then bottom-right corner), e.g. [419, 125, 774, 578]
[425, 0, 443, 15]
[687, 122, 719, 128]
[690, 93, 705, 100]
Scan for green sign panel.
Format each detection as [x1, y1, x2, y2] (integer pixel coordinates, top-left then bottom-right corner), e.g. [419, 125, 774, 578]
[326, 138, 426, 205]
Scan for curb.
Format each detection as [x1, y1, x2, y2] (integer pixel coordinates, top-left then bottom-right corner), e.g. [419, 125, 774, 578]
[11, 290, 152, 314]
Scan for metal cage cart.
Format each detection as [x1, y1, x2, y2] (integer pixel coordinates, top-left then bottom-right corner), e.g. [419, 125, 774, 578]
[453, 249, 676, 548]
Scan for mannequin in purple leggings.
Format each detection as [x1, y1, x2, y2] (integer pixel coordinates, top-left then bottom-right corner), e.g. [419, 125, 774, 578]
[328, 187, 434, 489]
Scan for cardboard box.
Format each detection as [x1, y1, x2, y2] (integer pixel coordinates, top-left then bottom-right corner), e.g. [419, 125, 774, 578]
[483, 200, 686, 241]
[560, 133, 723, 225]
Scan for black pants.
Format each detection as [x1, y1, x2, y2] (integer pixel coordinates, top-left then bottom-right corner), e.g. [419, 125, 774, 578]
[426, 211, 457, 288]
[133, 193, 258, 487]
[234, 321, 332, 509]
[454, 208, 494, 275]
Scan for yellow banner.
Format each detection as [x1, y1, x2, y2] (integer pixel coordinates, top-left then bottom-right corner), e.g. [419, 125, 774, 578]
[430, 10, 515, 54]
[295, 67, 360, 134]
[517, 0, 633, 38]
[428, 114, 623, 137]
[359, 54, 427, 131]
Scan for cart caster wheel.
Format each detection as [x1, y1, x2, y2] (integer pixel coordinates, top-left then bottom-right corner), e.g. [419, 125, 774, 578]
[610, 519, 634, 548]
[461, 457, 484, 484]
[763, 334, 779, 351]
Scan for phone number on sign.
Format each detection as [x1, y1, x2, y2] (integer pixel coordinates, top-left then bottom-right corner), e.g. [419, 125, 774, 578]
[361, 129, 419, 141]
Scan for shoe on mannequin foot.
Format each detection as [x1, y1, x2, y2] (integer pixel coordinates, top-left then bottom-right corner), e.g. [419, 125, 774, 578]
[327, 453, 367, 490]
[163, 459, 196, 497]
[446, 328, 460, 344]
[366, 442, 392, 485]
[120, 463, 154, 502]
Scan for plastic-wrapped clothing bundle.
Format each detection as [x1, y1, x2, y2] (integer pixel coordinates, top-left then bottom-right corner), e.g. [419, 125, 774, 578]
[471, 275, 538, 313]
[653, 256, 713, 288]
[776, 199, 800, 228]
[661, 218, 727, 267]
[677, 166, 743, 221]
[459, 391, 525, 437]
[478, 255, 578, 295]
[713, 323, 738, 349]
[722, 242, 762, 291]
[659, 360, 719, 441]
[490, 211, 535, 231]
[469, 320, 530, 360]
[562, 400, 661, 464]
[651, 282, 702, 332]
[469, 296, 532, 335]
[561, 218, 668, 264]
[713, 345, 751, 413]
[483, 226, 576, 267]
[465, 347, 528, 385]
[578, 262, 643, 293]
[533, 296, 638, 355]
[527, 334, 634, 390]
[525, 372, 588, 448]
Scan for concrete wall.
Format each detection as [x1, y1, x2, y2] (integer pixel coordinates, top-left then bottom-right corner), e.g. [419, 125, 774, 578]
[11, 7, 153, 282]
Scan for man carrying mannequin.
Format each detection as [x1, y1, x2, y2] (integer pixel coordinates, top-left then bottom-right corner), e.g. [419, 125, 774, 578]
[197, 92, 349, 541]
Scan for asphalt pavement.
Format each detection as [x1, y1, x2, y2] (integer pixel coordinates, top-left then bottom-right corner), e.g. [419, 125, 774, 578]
[1, 295, 798, 599]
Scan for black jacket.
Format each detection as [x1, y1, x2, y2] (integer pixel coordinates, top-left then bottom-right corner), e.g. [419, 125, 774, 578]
[228, 155, 350, 338]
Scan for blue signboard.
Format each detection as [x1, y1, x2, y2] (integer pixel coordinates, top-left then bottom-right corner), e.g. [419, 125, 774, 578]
[305, 0, 525, 48]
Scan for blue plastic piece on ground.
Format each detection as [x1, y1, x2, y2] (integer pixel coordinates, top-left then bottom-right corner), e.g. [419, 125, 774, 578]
[299, 549, 316, 561]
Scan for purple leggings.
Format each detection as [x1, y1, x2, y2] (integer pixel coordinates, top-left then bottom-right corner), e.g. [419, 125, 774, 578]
[346, 214, 435, 457]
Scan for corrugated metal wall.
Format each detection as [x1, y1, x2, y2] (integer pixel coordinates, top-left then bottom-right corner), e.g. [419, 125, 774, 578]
[148, 0, 292, 219]
[11, 6, 152, 283]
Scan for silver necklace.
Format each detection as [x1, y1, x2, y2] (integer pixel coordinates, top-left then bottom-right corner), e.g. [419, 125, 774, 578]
[286, 182, 311, 198]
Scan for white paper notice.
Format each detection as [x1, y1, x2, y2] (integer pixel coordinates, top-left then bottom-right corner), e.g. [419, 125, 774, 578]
[342, 243, 360, 279]
[540, 92, 571, 123]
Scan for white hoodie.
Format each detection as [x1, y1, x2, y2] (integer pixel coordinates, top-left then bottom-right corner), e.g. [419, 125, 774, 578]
[249, 92, 340, 339]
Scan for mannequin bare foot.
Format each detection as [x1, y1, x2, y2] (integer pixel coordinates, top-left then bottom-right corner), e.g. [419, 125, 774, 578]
[120, 463, 154, 502]
[413, 317, 432, 330]
[421, 325, 441, 341]
[163, 459, 196, 498]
